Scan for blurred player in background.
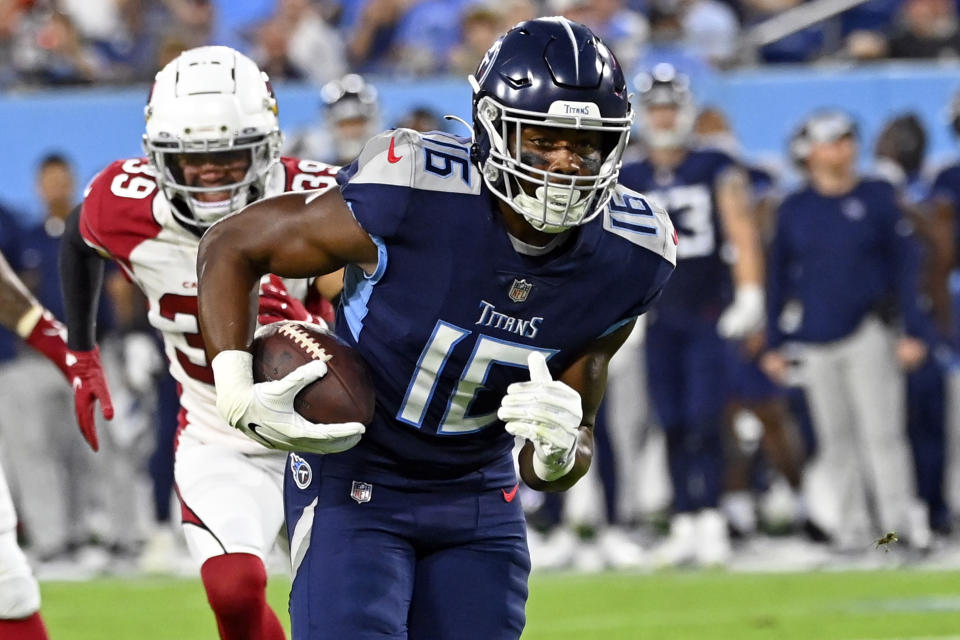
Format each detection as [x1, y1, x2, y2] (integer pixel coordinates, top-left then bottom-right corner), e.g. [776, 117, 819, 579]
[0, 246, 112, 639]
[197, 18, 675, 639]
[59, 46, 338, 640]
[762, 110, 932, 551]
[284, 73, 380, 167]
[693, 107, 808, 537]
[619, 63, 765, 566]
[892, 111, 957, 535]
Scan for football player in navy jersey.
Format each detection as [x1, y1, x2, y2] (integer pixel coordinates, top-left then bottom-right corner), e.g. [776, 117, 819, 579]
[619, 64, 765, 566]
[692, 107, 808, 536]
[197, 17, 675, 640]
[877, 113, 954, 535]
[762, 110, 932, 550]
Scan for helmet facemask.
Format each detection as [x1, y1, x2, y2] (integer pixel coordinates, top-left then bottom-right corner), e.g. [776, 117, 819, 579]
[473, 93, 632, 234]
[145, 133, 281, 228]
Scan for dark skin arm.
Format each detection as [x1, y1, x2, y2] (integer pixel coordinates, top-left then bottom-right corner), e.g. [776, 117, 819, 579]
[197, 188, 378, 355]
[905, 196, 954, 336]
[517, 320, 636, 492]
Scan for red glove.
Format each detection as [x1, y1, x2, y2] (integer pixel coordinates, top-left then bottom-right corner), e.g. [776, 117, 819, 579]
[306, 294, 336, 327]
[65, 347, 114, 452]
[24, 309, 71, 379]
[258, 275, 327, 327]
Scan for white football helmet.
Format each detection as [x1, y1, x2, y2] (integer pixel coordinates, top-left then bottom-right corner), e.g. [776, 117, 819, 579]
[143, 46, 282, 229]
[320, 73, 380, 165]
[789, 109, 858, 166]
[634, 63, 696, 150]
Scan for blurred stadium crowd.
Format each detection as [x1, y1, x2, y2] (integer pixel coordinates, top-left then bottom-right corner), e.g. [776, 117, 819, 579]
[5, 0, 960, 90]
[4, 0, 960, 581]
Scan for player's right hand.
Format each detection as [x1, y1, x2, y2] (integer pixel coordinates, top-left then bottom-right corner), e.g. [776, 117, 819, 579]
[66, 347, 115, 452]
[498, 352, 582, 482]
[759, 350, 789, 385]
[717, 284, 765, 339]
[210, 350, 365, 454]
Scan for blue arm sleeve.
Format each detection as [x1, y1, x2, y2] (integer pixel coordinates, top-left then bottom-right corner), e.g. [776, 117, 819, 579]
[0, 206, 23, 270]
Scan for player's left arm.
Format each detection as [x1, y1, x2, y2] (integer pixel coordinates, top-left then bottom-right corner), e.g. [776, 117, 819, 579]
[0, 249, 42, 332]
[716, 167, 765, 338]
[507, 320, 636, 492]
[0, 244, 111, 448]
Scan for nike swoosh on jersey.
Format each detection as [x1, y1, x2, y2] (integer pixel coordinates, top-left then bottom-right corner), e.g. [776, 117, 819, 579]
[387, 136, 404, 164]
[501, 483, 519, 503]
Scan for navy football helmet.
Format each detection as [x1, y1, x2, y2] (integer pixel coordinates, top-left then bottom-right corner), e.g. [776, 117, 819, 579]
[470, 17, 633, 233]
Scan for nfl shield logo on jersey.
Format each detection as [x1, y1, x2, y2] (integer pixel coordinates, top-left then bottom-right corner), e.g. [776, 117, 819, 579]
[508, 278, 533, 303]
[290, 453, 312, 490]
[350, 481, 373, 504]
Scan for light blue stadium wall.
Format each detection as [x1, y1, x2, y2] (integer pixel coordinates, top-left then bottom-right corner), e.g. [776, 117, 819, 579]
[2, 64, 960, 223]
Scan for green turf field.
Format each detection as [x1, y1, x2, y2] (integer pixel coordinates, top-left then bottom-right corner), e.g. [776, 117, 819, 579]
[39, 570, 960, 639]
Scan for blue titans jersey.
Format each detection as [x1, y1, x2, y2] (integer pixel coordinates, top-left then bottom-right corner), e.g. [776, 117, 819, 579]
[767, 178, 929, 348]
[0, 205, 23, 362]
[931, 163, 960, 248]
[619, 148, 738, 319]
[748, 165, 776, 204]
[327, 129, 676, 489]
[18, 220, 68, 321]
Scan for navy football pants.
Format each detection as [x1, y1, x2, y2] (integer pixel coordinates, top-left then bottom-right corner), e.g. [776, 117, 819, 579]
[285, 456, 530, 640]
[907, 356, 950, 531]
[646, 315, 728, 512]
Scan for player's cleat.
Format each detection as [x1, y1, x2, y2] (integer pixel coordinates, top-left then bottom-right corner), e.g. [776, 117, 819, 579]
[138, 527, 184, 576]
[528, 526, 578, 571]
[598, 526, 647, 570]
[722, 491, 758, 537]
[572, 540, 606, 573]
[905, 503, 932, 552]
[652, 513, 698, 568]
[695, 509, 732, 567]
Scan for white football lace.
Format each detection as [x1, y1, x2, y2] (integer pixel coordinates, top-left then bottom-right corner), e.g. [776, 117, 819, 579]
[279, 324, 333, 363]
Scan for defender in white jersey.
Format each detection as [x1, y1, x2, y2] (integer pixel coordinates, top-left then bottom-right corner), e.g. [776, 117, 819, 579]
[60, 47, 337, 640]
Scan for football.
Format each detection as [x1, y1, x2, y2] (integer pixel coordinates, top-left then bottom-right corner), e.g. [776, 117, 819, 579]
[251, 321, 376, 425]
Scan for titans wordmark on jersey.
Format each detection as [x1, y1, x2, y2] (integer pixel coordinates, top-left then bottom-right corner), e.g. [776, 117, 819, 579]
[79, 156, 338, 453]
[320, 128, 676, 488]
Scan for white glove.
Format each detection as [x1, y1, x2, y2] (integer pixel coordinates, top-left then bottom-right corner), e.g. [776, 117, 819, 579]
[497, 352, 582, 481]
[717, 284, 765, 339]
[122, 332, 164, 393]
[210, 350, 365, 454]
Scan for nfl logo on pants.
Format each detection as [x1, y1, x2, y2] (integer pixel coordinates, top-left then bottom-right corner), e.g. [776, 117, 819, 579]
[350, 481, 373, 504]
